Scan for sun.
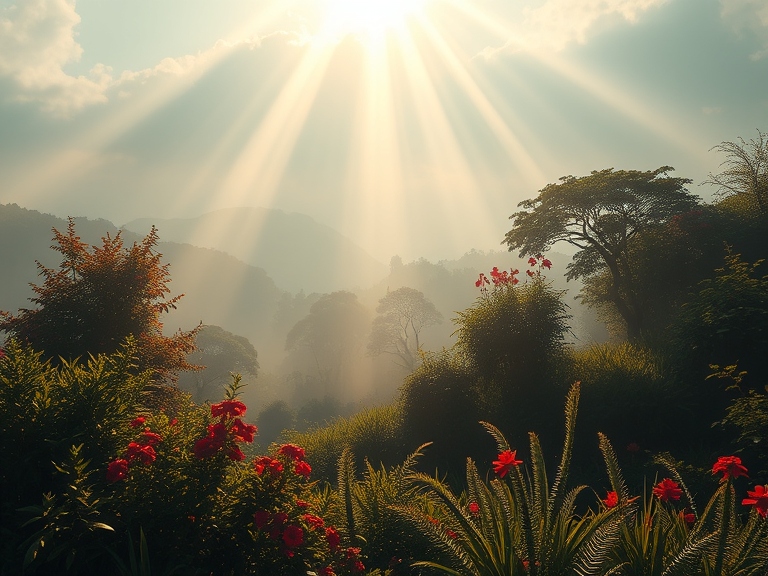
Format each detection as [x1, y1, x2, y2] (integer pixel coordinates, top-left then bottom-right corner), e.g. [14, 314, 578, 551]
[320, 0, 431, 39]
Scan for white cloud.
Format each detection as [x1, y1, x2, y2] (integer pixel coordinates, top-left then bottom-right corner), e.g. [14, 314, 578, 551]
[719, 0, 768, 59]
[0, 0, 111, 116]
[481, 0, 669, 56]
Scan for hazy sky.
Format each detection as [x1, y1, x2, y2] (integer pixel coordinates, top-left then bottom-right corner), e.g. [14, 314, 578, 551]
[1, 0, 767, 263]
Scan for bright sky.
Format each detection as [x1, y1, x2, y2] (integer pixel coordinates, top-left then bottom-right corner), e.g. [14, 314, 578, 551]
[1, 0, 767, 263]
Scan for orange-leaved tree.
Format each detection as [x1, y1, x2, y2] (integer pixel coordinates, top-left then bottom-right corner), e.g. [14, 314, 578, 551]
[0, 218, 199, 381]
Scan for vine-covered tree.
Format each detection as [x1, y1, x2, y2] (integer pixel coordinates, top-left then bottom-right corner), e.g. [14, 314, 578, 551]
[0, 218, 199, 380]
[705, 129, 768, 216]
[367, 287, 442, 371]
[504, 167, 698, 339]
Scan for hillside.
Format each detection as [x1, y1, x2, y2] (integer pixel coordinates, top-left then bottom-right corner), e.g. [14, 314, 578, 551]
[123, 207, 388, 294]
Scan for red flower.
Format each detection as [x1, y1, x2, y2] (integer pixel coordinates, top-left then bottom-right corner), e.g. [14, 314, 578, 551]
[603, 491, 618, 508]
[272, 512, 288, 526]
[351, 560, 365, 574]
[211, 399, 247, 418]
[320, 567, 336, 576]
[269, 459, 284, 476]
[468, 501, 480, 515]
[169, 418, 178, 427]
[193, 437, 220, 459]
[130, 416, 147, 428]
[541, 258, 552, 269]
[326, 526, 341, 552]
[230, 419, 257, 443]
[125, 442, 156, 465]
[302, 513, 324, 530]
[107, 458, 129, 482]
[346, 547, 362, 559]
[278, 443, 306, 461]
[712, 456, 749, 481]
[254, 510, 270, 528]
[296, 499, 309, 509]
[526, 269, 535, 277]
[227, 445, 245, 461]
[493, 449, 522, 478]
[295, 460, 312, 478]
[282, 525, 304, 548]
[683, 512, 696, 525]
[140, 431, 163, 445]
[446, 529, 457, 539]
[653, 478, 683, 502]
[207, 422, 229, 443]
[742, 485, 768, 518]
[528, 257, 537, 266]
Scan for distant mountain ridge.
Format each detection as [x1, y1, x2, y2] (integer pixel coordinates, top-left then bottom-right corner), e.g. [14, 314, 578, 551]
[123, 207, 387, 294]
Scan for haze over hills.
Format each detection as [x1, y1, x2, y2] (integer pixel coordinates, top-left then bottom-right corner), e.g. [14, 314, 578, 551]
[123, 208, 388, 294]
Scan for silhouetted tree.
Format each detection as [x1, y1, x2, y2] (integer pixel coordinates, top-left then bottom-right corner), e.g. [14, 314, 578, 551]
[367, 287, 442, 371]
[504, 167, 697, 339]
[0, 218, 199, 381]
[180, 325, 258, 402]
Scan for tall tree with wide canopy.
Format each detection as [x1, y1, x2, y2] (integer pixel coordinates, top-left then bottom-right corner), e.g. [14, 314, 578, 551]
[367, 287, 442, 371]
[504, 167, 698, 339]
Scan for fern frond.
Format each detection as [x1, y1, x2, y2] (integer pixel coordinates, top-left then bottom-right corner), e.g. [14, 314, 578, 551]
[550, 381, 580, 512]
[480, 421, 511, 453]
[598, 433, 628, 501]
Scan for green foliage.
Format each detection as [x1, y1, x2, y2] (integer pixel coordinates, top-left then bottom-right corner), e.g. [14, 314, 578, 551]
[255, 400, 297, 449]
[672, 251, 768, 385]
[368, 287, 442, 372]
[505, 167, 697, 338]
[287, 403, 406, 483]
[401, 383, 630, 576]
[0, 218, 199, 381]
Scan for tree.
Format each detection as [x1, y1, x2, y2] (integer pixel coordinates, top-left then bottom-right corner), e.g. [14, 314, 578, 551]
[367, 287, 442, 371]
[178, 325, 258, 402]
[504, 167, 697, 339]
[284, 291, 370, 396]
[705, 129, 768, 216]
[0, 218, 199, 380]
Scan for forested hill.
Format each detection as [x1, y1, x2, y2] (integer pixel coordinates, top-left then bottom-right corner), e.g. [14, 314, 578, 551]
[123, 207, 387, 294]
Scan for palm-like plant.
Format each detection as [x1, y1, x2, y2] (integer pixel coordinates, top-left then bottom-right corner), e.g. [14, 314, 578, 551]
[400, 382, 633, 575]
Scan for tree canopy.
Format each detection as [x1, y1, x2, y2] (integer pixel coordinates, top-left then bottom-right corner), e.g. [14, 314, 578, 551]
[504, 167, 698, 338]
[367, 287, 442, 371]
[0, 218, 199, 380]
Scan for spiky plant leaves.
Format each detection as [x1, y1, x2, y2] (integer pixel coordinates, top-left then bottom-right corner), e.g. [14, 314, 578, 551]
[599, 433, 629, 503]
[337, 447, 357, 540]
[549, 381, 580, 515]
[480, 420, 511, 453]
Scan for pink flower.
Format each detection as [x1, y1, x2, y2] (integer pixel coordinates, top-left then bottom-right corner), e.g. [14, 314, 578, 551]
[295, 460, 312, 479]
[211, 399, 247, 419]
[653, 478, 683, 502]
[107, 458, 129, 482]
[712, 456, 748, 481]
[493, 450, 522, 478]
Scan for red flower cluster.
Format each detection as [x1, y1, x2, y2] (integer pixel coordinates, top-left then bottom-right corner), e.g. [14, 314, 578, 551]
[254, 456, 284, 477]
[743, 485, 768, 518]
[277, 443, 312, 479]
[493, 449, 523, 478]
[343, 547, 365, 574]
[525, 254, 552, 277]
[475, 268, 520, 292]
[652, 478, 683, 502]
[712, 455, 749, 481]
[253, 510, 305, 557]
[107, 420, 163, 482]
[193, 399, 257, 460]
